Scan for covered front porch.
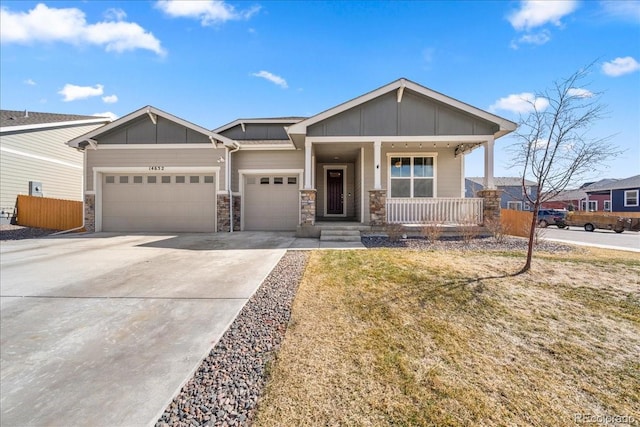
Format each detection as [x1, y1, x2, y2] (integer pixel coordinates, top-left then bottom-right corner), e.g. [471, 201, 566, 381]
[299, 137, 501, 231]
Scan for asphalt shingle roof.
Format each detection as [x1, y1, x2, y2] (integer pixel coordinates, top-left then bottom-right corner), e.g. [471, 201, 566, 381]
[0, 110, 107, 127]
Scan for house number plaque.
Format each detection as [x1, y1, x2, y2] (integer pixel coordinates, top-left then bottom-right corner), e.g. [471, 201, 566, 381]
[148, 166, 165, 171]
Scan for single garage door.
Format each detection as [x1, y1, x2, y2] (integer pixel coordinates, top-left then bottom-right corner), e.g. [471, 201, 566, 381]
[102, 173, 216, 232]
[244, 175, 299, 231]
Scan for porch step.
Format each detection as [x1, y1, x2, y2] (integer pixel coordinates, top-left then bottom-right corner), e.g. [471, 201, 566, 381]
[319, 229, 362, 242]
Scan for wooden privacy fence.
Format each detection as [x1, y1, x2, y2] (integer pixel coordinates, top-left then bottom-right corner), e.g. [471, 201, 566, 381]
[17, 195, 83, 231]
[501, 209, 533, 238]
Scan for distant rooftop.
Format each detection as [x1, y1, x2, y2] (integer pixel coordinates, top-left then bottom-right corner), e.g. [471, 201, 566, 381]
[0, 109, 109, 128]
[466, 177, 537, 187]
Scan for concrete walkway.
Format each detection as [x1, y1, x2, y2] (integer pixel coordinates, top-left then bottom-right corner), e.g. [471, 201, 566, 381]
[0, 232, 357, 426]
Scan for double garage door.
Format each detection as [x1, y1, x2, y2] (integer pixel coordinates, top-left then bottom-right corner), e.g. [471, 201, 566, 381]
[243, 174, 299, 231]
[102, 173, 216, 232]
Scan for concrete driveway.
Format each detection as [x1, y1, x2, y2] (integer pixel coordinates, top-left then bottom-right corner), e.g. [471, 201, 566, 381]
[0, 232, 298, 426]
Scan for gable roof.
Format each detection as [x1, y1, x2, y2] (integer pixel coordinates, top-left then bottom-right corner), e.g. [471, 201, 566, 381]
[213, 117, 306, 134]
[1, 109, 110, 133]
[287, 78, 517, 139]
[67, 105, 235, 149]
[466, 177, 537, 187]
[585, 175, 640, 192]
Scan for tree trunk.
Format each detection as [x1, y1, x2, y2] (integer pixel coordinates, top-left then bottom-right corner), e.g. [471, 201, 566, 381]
[519, 203, 540, 274]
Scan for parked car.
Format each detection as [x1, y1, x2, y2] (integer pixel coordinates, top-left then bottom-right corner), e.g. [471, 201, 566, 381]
[536, 209, 567, 228]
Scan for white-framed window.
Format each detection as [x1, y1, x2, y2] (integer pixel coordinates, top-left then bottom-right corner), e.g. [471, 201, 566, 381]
[507, 201, 523, 210]
[604, 200, 611, 211]
[625, 190, 639, 207]
[582, 200, 598, 211]
[388, 155, 435, 198]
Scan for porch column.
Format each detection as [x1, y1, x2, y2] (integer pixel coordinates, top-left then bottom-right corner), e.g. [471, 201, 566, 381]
[304, 139, 313, 189]
[373, 140, 382, 189]
[483, 137, 495, 189]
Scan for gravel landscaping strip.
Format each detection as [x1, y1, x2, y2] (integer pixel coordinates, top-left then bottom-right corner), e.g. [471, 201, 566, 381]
[361, 235, 578, 253]
[0, 224, 59, 240]
[156, 250, 309, 427]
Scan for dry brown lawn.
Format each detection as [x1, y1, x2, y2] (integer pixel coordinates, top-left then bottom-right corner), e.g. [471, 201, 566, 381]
[253, 247, 640, 427]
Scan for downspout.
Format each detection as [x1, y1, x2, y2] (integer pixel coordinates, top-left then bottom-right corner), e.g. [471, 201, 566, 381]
[227, 142, 241, 232]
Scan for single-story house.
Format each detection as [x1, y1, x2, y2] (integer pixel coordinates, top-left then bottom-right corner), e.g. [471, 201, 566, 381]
[0, 110, 111, 224]
[67, 78, 517, 234]
[465, 177, 538, 211]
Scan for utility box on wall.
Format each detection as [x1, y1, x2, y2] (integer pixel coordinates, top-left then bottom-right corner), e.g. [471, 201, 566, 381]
[29, 181, 43, 197]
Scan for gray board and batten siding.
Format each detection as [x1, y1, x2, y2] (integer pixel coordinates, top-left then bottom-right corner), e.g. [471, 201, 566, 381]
[308, 89, 498, 137]
[218, 123, 292, 141]
[97, 115, 211, 145]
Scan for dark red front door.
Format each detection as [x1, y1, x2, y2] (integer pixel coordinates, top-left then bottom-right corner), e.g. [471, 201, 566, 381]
[326, 169, 344, 215]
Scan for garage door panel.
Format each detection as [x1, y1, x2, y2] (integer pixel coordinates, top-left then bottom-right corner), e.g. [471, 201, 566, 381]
[102, 174, 216, 232]
[244, 175, 299, 231]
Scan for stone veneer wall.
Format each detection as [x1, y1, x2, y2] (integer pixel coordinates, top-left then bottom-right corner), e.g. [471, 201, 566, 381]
[369, 189, 386, 226]
[300, 190, 316, 226]
[84, 194, 95, 232]
[217, 194, 242, 232]
[477, 189, 502, 224]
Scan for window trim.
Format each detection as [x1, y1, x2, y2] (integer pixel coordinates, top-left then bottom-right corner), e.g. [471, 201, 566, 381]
[624, 189, 639, 207]
[386, 152, 437, 198]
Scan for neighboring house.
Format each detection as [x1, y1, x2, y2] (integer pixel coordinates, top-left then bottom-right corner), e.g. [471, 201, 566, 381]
[542, 188, 586, 211]
[67, 78, 516, 234]
[542, 176, 640, 212]
[0, 110, 111, 224]
[465, 177, 538, 210]
[584, 175, 640, 213]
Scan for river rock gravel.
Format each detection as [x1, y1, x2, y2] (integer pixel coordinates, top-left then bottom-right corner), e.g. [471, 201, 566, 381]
[155, 250, 309, 427]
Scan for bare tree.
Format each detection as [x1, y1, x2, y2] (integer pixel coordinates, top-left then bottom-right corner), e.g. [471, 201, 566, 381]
[511, 64, 621, 273]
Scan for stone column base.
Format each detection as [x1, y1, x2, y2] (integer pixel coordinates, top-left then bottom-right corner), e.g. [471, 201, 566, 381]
[84, 194, 96, 232]
[300, 189, 317, 226]
[369, 189, 387, 226]
[217, 194, 242, 232]
[477, 189, 502, 225]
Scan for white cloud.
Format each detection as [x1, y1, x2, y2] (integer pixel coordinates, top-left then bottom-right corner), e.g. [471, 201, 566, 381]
[251, 71, 288, 89]
[602, 56, 640, 77]
[489, 92, 549, 114]
[24, 78, 36, 86]
[510, 30, 551, 49]
[508, 0, 578, 31]
[0, 3, 165, 55]
[58, 84, 104, 102]
[93, 111, 118, 121]
[599, 1, 640, 23]
[156, 0, 260, 26]
[102, 94, 118, 103]
[104, 8, 127, 21]
[567, 88, 594, 98]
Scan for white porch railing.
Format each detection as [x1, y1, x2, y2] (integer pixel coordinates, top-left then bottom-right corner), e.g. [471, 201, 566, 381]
[386, 198, 483, 224]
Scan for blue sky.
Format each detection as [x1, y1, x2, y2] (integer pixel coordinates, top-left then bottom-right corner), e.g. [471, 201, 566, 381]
[1, 0, 639, 182]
